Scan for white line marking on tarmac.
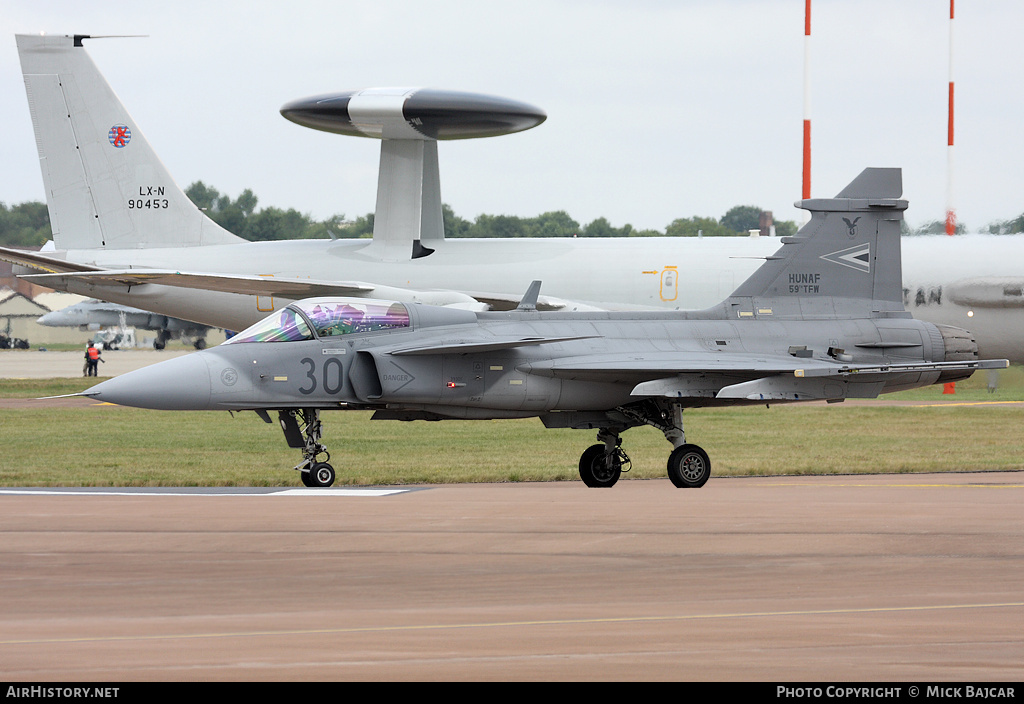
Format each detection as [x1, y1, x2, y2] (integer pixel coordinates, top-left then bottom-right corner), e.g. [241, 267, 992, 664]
[2, 601, 1021, 646]
[0, 488, 414, 497]
[271, 488, 412, 496]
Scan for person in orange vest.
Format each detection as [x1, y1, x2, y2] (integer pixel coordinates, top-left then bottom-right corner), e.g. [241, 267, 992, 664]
[84, 342, 104, 377]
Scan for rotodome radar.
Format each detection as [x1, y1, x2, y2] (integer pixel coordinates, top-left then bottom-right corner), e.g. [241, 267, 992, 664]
[280, 88, 546, 140]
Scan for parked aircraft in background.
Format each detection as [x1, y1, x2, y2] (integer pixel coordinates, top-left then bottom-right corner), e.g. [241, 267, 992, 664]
[82, 169, 1008, 488]
[37, 299, 213, 349]
[898, 235, 1024, 365]
[2, 34, 1021, 365]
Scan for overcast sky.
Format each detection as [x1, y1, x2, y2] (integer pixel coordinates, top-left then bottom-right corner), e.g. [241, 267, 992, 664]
[3, 1, 1022, 232]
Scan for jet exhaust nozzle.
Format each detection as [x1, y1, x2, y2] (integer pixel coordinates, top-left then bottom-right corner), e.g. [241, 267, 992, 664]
[935, 324, 981, 384]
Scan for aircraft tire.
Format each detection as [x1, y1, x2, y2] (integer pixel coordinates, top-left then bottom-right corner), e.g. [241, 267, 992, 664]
[300, 471, 315, 487]
[309, 462, 336, 488]
[579, 443, 621, 488]
[667, 444, 710, 488]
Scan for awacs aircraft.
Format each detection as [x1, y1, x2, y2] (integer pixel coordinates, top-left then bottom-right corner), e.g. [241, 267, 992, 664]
[0, 33, 704, 330]
[37, 299, 213, 349]
[3, 34, 1022, 364]
[82, 169, 1008, 488]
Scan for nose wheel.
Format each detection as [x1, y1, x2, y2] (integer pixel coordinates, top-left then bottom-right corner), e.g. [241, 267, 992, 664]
[302, 461, 336, 488]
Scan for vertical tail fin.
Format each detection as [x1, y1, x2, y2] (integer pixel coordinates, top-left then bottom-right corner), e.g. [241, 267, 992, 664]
[727, 168, 908, 318]
[17, 34, 243, 250]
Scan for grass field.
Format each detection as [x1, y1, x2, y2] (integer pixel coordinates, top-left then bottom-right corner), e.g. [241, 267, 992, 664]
[1, 367, 1021, 486]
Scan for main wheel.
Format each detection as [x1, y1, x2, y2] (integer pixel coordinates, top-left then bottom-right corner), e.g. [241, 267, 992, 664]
[308, 462, 336, 488]
[667, 444, 710, 488]
[579, 443, 622, 488]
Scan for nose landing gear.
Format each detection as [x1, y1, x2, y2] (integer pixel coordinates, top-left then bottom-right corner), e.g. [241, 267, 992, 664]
[279, 409, 335, 487]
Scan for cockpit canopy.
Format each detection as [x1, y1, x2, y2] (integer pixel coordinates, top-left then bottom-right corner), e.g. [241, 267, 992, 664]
[226, 298, 411, 345]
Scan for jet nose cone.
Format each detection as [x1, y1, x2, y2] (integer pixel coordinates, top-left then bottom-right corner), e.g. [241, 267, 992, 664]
[37, 311, 61, 326]
[89, 352, 213, 410]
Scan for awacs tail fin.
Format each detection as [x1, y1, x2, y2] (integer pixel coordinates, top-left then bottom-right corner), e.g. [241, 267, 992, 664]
[17, 34, 243, 250]
[726, 168, 907, 318]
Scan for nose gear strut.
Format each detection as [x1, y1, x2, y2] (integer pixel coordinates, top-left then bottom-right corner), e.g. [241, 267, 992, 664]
[278, 409, 335, 487]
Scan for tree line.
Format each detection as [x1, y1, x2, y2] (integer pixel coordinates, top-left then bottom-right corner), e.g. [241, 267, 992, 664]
[184, 182, 801, 240]
[3, 182, 1024, 247]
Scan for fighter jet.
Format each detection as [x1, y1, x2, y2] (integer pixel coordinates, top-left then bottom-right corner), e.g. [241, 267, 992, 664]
[83, 169, 1008, 488]
[37, 299, 213, 349]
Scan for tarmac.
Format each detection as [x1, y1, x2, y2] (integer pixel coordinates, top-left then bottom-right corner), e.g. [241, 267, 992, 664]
[0, 348, 191, 379]
[0, 474, 1022, 681]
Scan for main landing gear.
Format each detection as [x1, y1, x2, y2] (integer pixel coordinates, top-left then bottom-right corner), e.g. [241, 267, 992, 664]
[666, 444, 711, 489]
[279, 408, 336, 487]
[577, 401, 711, 489]
[579, 430, 631, 488]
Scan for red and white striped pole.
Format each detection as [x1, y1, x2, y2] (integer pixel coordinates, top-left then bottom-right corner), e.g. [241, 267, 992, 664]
[945, 0, 956, 236]
[942, 1, 958, 394]
[802, 0, 812, 203]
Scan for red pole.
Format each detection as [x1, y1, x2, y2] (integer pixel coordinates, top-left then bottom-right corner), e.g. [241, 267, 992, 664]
[945, 0, 956, 235]
[802, 0, 812, 201]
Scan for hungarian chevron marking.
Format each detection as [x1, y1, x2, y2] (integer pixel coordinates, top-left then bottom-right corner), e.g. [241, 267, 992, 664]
[820, 242, 871, 273]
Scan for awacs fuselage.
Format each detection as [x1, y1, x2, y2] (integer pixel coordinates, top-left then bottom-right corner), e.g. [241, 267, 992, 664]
[26, 234, 1024, 366]
[19, 235, 762, 328]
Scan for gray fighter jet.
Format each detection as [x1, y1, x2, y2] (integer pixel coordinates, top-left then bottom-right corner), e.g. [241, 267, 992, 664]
[84, 169, 1007, 488]
[37, 299, 212, 349]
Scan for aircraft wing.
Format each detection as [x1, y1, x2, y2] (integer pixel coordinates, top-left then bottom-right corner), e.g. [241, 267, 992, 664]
[710, 358, 1009, 401]
[467, 290, 628, 312]
[524, 352, 1009, 401]
[526, 351, 817, 382]
[11, 255, 602, 311]
[389, 335, 602, 356]
[17, 269, 489, 308]
[0, 245, 104, 274]
[20, 269, 374, 297]
[468, 291, 587, 312]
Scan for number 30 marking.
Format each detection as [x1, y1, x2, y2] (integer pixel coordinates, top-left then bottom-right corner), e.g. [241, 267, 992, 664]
[299, 357, 344, 395]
